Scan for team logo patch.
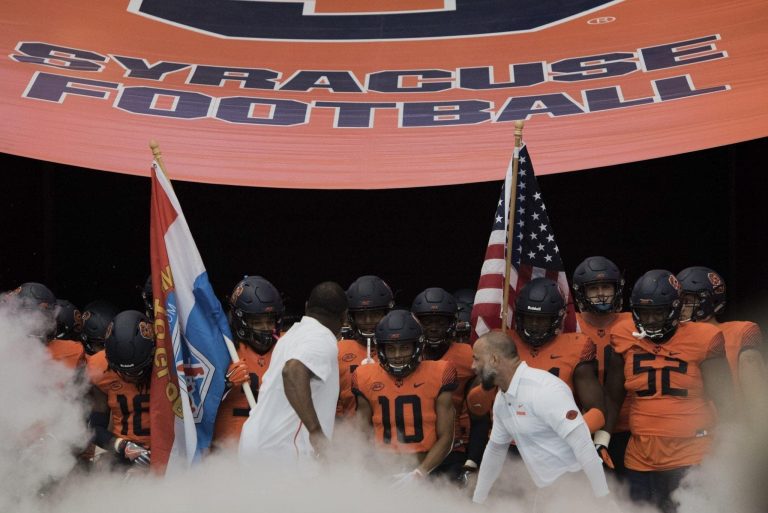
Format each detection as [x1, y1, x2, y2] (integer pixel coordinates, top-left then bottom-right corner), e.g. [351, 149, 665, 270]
[129, 0, 620, 40]
[342, 352, 357, 362]
[138, 320, 154, 339]
[668, 274, 681, 291]
[109, 381, 123, 391]
[372, 381, 385, 391]
[566, 410, 578, 420]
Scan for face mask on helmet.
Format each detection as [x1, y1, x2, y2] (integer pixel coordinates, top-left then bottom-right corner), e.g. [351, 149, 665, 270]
[515, 312, 562, 347]
[416, 314, 455, 348]
[232, 311, 280, 354]
[582, 281, 618, 314]
[351, 309, 388, 339]
[632, 304, 680, 343]
[378, 340, 423, 378]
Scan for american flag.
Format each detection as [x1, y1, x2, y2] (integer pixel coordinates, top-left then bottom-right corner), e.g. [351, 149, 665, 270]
[470, 144, 577, 341]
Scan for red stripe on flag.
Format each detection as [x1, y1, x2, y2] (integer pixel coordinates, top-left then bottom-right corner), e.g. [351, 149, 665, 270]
[149, 165, 180, 474]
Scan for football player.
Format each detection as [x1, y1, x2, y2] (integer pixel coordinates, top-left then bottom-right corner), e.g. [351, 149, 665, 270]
[336, 275, 394, 418]
[605, 270, 732, 513]
[677, 266, 766, 421]
[412, 287, 488, 483]
[353, 310, 457, 485]
[4, 283, 86, 369]
[51, 298, 86, 369]
[88, 310, 154, 471]
[80, 300, 118, 355]
[452, 288, 476, 344]
[213, 276, 283, 447]
[572, 256, 632, 474]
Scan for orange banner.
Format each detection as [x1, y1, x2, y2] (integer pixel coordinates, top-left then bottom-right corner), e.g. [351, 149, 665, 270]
[1, 1, 766, 188]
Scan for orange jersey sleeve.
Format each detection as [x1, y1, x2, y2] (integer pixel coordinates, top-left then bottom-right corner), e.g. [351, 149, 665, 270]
[46, 339, 85, 370]
[213, 345, 273, 445]
[88, 352, 151, 447]
[337, 338, 377, 418]
[577, 312, 632, 384]
[354, 360, 457, 454]
[612, 321, 720, 439]
[441, 343, 474, 449]
[720, 321, 761, 385]
[515, 332, 595, 392]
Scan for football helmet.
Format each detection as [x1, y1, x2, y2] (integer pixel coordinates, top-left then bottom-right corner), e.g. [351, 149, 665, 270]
[81, 300, 118, 355]
[572, 256, 624, 314]
[514, 278, 565, 347]
[676, 266, 726, 322]
[55, 299, 82, 339]
[375, 310, 424, 378]
[630, 270, 682, 343]
[453, 288, 475, 342]
[105, 310, 155, 382]
[411, 287, 457, 351]
[229, 276, 283, 355]
[346, 275, 394, 339]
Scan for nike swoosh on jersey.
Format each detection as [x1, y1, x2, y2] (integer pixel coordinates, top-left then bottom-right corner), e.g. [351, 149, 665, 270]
[414, 382, 425, 388]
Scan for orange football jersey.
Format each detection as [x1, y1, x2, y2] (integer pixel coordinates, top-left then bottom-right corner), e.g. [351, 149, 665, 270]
[719, 321, 762, 386]
[213, 344, 274, 444]
[87, 351, 151, 448]
[47, 339, 85, 370]
[513, 331, 597, 392]
[337, 338, 378, 418]
[431, 342, 474, 450]
[577, 312, 633, 432]
[611, 319, 724, 470]
[352, 360, 457, 454]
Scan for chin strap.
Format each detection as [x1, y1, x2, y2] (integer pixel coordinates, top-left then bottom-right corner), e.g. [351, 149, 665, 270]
[632, 327, 648, 340]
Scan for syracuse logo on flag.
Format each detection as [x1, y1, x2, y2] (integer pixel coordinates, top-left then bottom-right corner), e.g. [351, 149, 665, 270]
[149, 160, 232, 473]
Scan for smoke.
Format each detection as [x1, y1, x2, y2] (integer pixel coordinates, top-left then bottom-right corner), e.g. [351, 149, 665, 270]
[0, 300, 89, 512]
[0, 300, 763, 513]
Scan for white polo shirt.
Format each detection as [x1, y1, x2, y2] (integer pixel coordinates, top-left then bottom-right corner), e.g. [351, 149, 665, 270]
[490, 361, 587, 487]
[239, 316, 339, 464]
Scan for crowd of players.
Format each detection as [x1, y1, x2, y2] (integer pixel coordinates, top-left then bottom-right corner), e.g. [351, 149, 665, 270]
[3, 256, 766, 513]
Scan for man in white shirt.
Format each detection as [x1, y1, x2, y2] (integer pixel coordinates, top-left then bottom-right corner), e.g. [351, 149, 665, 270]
[471, 331, 610, 505]
[239, 282, 348, 465]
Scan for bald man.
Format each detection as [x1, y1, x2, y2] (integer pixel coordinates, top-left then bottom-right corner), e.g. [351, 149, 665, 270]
[471, 331, 610, 505]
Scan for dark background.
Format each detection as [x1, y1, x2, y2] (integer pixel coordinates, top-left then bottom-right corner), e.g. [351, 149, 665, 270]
[2, 137, 766, 330]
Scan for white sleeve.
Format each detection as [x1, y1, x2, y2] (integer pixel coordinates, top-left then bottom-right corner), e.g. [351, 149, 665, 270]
[288, 338, 335, 383]
[564, 423, 609, 498]
[472, 440, 508, 504]
[533, 380, 584, 439]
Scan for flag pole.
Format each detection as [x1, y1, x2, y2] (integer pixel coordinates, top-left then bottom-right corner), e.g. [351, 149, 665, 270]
[148, 140, 257, 412]
[501, 120, 525, 333]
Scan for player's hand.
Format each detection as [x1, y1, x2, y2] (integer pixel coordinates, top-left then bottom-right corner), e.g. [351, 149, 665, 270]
[226, 360, 250, 387]
[391, 469, 424, 489]
[593, 430, 614, 469]
[309, 429, 330, 461]
[115, 438, 151, 467]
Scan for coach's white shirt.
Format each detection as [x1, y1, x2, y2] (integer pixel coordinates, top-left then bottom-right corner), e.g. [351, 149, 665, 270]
[239, 316, 339, 464]
[491, 361, 587, 486]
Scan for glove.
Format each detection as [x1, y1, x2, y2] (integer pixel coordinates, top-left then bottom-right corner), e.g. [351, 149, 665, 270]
[593, 430, 614, 469]
[391, 469, 424, 489]
[226, 360, 250, 387]
[114, 438, 151, 467]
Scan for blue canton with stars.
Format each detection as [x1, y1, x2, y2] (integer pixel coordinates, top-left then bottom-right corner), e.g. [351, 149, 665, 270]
[495, 145, 564, 271]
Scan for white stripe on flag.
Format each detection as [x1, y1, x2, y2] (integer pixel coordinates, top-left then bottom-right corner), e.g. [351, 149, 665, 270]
[488, 229, 506, 245]
[475, 288, 503, 305]
[480, 258, 506, 276]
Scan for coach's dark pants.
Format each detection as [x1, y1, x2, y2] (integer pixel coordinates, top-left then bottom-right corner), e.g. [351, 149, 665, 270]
[626, 466, 691, 513]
